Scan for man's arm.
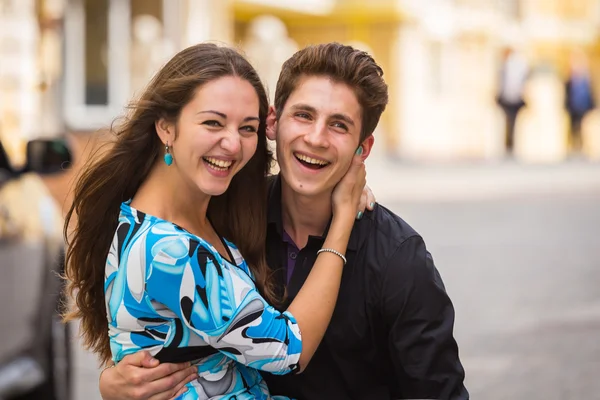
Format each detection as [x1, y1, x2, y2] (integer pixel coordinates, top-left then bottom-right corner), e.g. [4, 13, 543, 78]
[99, 351, 197, 400]
[381, 236, 469, 400]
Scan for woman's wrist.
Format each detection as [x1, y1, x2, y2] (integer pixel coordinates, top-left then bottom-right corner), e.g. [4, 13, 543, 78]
[330, 211, 356, 229]
[324, 216, 354, 249]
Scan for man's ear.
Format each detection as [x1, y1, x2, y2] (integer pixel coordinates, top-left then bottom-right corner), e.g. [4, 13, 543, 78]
[155, 118, 175, 145]
[359, 135, 375, 161]
[266, 106, 277, 141]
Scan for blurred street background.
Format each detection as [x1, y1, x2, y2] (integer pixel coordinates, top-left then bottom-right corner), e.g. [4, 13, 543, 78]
[1, 0, 600, 399]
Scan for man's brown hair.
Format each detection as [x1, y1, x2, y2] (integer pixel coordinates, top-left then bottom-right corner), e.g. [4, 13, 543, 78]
[274, 42, 389, 142]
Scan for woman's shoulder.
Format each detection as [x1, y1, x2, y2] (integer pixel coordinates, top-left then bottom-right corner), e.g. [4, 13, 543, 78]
[115, 201, 193, 257]
[117, 202, 243, 269]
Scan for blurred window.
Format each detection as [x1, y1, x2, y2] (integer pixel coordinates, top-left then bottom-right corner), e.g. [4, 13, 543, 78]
[64, 0, 180, 130]
[84, 0, 109, 105]
[64, 0, 130, 129]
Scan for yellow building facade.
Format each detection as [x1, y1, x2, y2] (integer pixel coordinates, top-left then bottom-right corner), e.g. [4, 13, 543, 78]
[2, 0, 600, 164]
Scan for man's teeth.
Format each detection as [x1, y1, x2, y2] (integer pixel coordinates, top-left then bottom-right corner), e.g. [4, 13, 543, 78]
[204, 157, 232, 169]
[295, 153, 329, 166]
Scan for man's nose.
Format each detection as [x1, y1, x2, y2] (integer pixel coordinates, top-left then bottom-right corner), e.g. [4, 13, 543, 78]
[303, 122, 329, 148]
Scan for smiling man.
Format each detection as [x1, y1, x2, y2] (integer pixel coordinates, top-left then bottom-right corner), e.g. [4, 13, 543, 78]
[99, 43, 468, 400]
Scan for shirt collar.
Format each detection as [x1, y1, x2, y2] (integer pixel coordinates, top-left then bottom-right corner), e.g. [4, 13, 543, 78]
[267, 174, 362, 251]
[267, 174, 284, 234]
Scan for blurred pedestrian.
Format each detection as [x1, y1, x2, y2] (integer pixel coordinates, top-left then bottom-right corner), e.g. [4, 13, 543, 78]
[496, 47, 529, 155]
[565, 50, 595, 154]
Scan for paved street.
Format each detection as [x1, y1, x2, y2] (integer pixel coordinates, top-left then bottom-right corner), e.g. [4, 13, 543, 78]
[62, 160, 600, 399]
[388, 191, 600, 399]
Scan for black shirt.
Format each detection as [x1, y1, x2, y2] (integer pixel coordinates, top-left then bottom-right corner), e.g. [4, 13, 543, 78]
[261, 176, 469, 400]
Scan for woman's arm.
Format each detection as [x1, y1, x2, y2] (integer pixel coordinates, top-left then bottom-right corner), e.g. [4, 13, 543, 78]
[100, 154, 366, 398]
[285, 153, 365, 370]
[144, 153, 365, 374]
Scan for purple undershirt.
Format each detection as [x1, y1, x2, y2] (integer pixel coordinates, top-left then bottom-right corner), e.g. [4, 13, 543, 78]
[282, 230, 300, 284]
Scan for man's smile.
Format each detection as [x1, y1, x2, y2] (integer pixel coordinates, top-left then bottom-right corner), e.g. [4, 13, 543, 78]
[293, 152, 331, 170]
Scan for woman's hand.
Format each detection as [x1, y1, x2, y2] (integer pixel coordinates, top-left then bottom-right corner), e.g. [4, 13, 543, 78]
[331, 148, 367, 219]
[356, 184, 376, 220]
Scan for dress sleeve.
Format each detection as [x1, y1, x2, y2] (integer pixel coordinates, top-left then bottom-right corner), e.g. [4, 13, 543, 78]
[145, 231, 302, 375]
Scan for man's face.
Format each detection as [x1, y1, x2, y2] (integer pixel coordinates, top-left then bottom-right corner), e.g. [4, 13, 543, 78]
[267, 75, 373, 198]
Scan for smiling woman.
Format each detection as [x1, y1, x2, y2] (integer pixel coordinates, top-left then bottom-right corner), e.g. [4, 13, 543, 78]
[150, 75, 261, 196]
[63, 42, 365, 400]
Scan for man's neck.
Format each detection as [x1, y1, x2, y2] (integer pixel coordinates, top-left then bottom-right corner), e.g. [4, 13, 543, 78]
[280, 178, 333, 249]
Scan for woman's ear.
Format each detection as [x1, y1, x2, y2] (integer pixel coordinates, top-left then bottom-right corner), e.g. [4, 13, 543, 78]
[266, 106, 277, 141]
[155, 118, 174, 145]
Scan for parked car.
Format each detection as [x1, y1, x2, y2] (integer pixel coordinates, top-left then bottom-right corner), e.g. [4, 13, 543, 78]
[0, 138, 73, 400]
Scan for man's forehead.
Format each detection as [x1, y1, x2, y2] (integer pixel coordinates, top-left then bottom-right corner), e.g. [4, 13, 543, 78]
[286, 75, 362, 118]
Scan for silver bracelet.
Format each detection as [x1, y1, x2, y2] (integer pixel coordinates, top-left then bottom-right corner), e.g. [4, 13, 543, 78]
[316, 248, 347, 265]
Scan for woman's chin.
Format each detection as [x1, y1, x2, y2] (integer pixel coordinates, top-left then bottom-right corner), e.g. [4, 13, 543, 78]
[196, 183, 230, 197]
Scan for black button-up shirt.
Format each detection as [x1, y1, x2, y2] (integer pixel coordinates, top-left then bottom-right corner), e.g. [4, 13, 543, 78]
[262, 176, 469, 400]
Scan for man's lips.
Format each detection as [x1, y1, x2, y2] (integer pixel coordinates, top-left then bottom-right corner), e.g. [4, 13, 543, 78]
[293, 152, 330, 169]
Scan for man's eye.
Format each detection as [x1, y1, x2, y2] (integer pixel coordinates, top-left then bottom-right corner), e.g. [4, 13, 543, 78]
[296, 113, 311, 120]
[332, 122, 348, 131]
[203, 120, 223, 127]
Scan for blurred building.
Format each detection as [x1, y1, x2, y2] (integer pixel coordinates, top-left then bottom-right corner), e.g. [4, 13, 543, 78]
[2, 0, 600, 165]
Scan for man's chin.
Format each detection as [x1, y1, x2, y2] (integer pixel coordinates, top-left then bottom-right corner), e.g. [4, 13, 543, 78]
[283, 177, 331, 198]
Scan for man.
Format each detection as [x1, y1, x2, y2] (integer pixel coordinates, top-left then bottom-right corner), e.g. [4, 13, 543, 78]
[99, 43, 468, 400]
[565, 49, 595, 154]
[496, 47, 528, 155]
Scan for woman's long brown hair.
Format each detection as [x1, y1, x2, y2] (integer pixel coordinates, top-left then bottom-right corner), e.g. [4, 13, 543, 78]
[63, 43, 275, 366]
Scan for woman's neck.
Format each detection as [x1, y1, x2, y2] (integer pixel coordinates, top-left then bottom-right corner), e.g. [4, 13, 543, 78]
[131, 162, 211, 234]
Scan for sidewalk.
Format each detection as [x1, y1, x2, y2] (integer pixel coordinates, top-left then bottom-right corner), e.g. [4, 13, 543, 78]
[366, 158, 600, 203]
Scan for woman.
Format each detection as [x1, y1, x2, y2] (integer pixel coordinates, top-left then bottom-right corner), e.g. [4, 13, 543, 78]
[64, 43, 365, 399]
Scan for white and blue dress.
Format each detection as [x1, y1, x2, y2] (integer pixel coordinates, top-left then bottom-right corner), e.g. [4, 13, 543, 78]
[105, 201, 302, 399]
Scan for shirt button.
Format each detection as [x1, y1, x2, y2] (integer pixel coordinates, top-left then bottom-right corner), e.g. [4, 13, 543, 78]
[289, 252, 297, 260]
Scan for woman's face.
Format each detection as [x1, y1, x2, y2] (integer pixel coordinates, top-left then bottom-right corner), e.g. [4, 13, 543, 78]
[164, 76, 260, 197]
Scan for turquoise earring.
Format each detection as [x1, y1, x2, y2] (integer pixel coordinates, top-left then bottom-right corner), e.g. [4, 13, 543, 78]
[164, 143, 173, 166]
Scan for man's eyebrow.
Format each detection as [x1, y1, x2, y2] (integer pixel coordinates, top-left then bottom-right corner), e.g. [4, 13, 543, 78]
[330, 113, 355, 127]
[290, 104, 355, 126]
[290, 103, 318, 114]
[197, 110, 259, 122]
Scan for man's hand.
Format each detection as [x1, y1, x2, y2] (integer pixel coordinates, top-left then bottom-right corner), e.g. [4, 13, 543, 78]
[99, 351, 197, 400]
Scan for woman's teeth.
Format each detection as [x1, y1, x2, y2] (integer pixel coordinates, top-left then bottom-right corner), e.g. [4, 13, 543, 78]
[294, 153, 329, 166]
[204, 157, 232, 170]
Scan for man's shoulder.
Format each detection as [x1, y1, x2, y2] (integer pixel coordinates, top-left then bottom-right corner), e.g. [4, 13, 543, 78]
[350, 202, 428, 277]
[366, 203, 422, 247]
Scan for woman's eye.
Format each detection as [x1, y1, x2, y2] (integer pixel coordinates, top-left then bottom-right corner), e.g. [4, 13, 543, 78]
[240, 125, 258, 133]
[203, 120, 223, 128]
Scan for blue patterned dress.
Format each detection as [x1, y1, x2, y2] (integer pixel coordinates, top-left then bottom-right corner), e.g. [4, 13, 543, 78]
[105, 202, 302, 399]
